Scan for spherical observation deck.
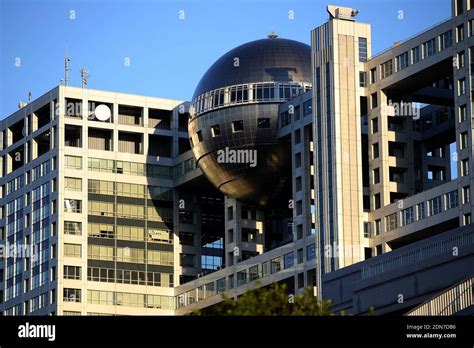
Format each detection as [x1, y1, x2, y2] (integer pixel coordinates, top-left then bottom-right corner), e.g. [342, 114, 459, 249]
[189, 36, 312, 206]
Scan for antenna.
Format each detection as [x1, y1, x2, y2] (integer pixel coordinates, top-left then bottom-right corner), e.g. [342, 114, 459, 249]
[267, 31, 279, 39]
[80, 68, 89, 88]
[65, 44, 70, 86]
[28, 92, 32, 102]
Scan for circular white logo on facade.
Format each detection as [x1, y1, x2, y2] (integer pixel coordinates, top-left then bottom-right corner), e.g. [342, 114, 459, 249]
[94, 104, 111, 121]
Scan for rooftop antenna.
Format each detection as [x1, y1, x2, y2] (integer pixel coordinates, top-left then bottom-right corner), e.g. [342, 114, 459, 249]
[80, 68, 89, 88]
[65, 44, 70, 86]
[267, 31, 279, 39]
[28, 92, 32, 102]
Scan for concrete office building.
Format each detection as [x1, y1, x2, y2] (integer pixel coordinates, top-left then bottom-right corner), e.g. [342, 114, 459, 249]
[1, 0, 473, 316]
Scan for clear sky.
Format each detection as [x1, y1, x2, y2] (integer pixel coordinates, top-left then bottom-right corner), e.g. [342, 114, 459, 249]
[0, 0, 450, 118]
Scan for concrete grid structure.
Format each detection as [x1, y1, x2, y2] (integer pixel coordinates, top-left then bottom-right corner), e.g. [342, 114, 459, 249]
[0, 0, 473, 316]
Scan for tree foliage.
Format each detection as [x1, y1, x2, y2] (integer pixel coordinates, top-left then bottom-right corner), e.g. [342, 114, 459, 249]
[190, 282, 334, 316]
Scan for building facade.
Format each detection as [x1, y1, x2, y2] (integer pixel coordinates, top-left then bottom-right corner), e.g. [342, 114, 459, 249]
[0, 0, 473, 316]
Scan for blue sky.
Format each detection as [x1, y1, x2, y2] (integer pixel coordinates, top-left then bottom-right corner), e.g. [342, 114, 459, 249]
[0, 0, 450, 118]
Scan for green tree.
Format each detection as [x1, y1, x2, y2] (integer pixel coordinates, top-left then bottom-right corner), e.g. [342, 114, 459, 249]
[190, 282, 334, 316]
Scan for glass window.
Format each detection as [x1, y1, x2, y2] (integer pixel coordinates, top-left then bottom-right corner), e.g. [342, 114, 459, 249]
[284, 252, 294, 269]
[65, 155, 82, 169]
[211, 125, 221, 137]
[395, 52, 409, 72]
[306, 244, 316, 261]
[412, 46, 421, 63]
[232, 120, 244, 132]
[257, 118, 270, 128]
[422, 38, 436, 58]
[428, 196, 443, 216]
[358, 37, 367, 62]
[381, 60, 393, 78]
[385, 213, 398, 231]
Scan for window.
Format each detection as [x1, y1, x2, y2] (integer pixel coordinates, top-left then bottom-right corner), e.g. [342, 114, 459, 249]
[463, 186, 470, 204]
[395, 52, 409, 71]
[294, 129, 301, 144]
[227, 206, 233, 221]
[284, 252, 294, 269]
[303, 100, 312, 116]
[88, 223, 115, 239]
[64, 221, 81, 235]
[363, 222, 371, 238]
[306, 244, 316, 261]
[65, 155, 82, 169]
[373, 168, 380, 184]
[370, 68, 377, 84]
[179, 232, 194, 246]
[374, 193, 381, 210]
[446, 190, 459, 209]
[196, 130, 203, 142]
[428, 196, 443, 216]
[460, 132, 468, 149]
[297, 248, 304, 264]
[417, 202, 426, 220]
[64, 243, 81, 258]
[439, 30, 452, 50]
[374, 219, 381, 235]
[372, 143, 379, 159]
[458, 51, 465, 69]
[359, 71, 367, 87]
[64, 266, 81, 280]
[469, 18, 474, 36]
[458, 78, 466, 95]
[457, 25, 464, 43]
[381, 60, 393, 78]
[211, 125, 221, 137]
[64, 288, 81, 303]
[385, 213, 398, 232]
[402, 207, 414, 226]
[359, 37, 367, 62]
[296, 176, 302, 192]
[459, 105, 467, 122]
[257, 118, 270, 128]
[295, 153, 301, 168]
[371, 118, 378, 133]
[422, 38, 436, 58]
[464, 213, 471, 225]
[180, 253, 195, 267]
[371, 92, 378, 109]
[64, 199, 81, 213]
[232, 120, 244, 132]
[462, 159, 469, 176]
[412, 46, 421, 63]
[65, 177, 82, 191]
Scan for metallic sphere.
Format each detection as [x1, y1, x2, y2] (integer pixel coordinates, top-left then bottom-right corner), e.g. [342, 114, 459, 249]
[189, 36, 312, 206]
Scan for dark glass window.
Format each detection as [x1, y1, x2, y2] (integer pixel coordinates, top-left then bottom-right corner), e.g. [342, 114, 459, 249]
[359, 37, 367, 62]
[257, 118, 270, 128]
[232, 120, 244, 132]
[211, 125, 221, 137]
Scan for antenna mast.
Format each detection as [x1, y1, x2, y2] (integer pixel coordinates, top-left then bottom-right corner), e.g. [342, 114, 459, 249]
[65, 44, 70, 86]
[80, 68, 89, 88]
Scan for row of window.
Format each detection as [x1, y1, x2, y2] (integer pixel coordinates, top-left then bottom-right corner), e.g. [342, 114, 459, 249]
[371, 189, 467, 234]
[88, 179, 172, 200]
[191, 82, 311, 115]
[88, 158, 173, 179]
[190, 117, 271, 148]
[87, 290, 174, 309]
[87, 267, 173, 287]
[175, 245, 316, 308]
[86, 200, 173, 222]
[366, 30, 452, 84]
[87, 223, 173, 243]
[87, 245, 174, 266]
